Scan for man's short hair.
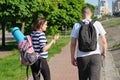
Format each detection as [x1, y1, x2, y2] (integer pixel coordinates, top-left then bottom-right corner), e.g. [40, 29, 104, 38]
[82, 6, 92, 14]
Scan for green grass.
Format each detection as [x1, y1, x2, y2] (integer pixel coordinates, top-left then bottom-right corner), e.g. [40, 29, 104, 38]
[102, 17, 120, 49]
[102, 17, 120, 28]
[48, 37, 70, 60]
[101, 17, 120, 49]
[111, 42, 120, 49]
[0, 37, 70, 80]
[0, 50, 27, 80]
[110, 43, 120, 51]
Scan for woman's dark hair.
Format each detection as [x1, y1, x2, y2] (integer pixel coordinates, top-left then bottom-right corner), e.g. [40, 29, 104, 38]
[32, 18, 46, 31]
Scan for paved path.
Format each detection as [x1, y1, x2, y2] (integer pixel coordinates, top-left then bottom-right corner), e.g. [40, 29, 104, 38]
[103, 51, 120, 80]
[29, 43, 120, 80]
[29, 43, 78, 80]
[48, 43, 78, 80]
[0, 32, 14, 43]
[0, 32, 14, 58]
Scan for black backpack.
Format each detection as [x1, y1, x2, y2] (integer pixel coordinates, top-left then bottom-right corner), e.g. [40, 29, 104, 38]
[78, 20, 97, 52]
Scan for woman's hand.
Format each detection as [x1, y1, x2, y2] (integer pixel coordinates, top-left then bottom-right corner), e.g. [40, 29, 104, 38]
[53, 34, 59, 42]
[42, 34, 59, 52]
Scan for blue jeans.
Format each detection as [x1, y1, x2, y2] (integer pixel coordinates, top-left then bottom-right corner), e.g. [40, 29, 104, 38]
[31, 58, 51, 80]
[77, 54, 102, 80]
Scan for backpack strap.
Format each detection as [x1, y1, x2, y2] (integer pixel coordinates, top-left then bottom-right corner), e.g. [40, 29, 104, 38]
[79, 20, 96, 24]
[90, 20, 96, 25]
[78, 21, 84, 25]
[26, 35, 35, 52]
[89, 20, 96, 28]
[26, 66, 29, 80]
[26, 35, 32, 47]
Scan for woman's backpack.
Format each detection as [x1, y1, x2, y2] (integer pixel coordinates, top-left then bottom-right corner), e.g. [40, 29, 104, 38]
[12, 27, 40, 80]
[18, 35, 40, 66]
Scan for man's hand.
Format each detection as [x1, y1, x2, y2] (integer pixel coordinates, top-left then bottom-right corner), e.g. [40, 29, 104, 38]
[71, 57, 77, 66]
[101, 52, 106, 60]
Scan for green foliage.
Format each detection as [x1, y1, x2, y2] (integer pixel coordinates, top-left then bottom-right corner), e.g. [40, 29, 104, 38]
[46, 26, 60, 35]
[98, 15, 112, 21]
[0, 0, 85, 35]
[113, 12, 120, 17]
[48, 0, 84, 27]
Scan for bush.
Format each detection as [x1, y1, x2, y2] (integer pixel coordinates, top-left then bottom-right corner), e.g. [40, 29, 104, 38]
[113, 12, 120, 17]
[46, 26, 60, 35]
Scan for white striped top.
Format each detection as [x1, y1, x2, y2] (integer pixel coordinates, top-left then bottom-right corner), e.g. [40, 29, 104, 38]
[30, 31, 48, 58]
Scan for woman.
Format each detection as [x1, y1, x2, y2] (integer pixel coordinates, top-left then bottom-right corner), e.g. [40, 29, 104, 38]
[30, 18, 59, 80]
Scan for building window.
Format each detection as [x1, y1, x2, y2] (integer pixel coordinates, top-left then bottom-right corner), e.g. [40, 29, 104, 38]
[101, 1, 105, 6]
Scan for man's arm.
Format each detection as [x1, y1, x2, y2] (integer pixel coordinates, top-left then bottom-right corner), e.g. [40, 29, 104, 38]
[100, 35, 107, 59]
[70, 37, 77, 66]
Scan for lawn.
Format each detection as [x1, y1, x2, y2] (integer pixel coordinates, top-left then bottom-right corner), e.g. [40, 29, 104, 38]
[101, 17, 120, 48]
[102, 17, 120, 28]
[0, 37, 71, 80]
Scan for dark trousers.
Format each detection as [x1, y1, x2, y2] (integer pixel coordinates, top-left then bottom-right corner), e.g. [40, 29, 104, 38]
[31, 58, 51, 80]
[77, 54, 102, 80]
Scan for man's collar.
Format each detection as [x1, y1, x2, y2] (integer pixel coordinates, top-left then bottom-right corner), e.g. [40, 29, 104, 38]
[82, 19, 92, 22]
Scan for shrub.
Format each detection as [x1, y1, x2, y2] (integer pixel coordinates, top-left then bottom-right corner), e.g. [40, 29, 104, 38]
[46, 25, 60, 35]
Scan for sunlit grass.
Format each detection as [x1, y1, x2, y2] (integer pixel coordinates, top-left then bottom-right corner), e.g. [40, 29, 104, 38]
[0, 37, 70, 80]
[102, 17, 120, 49]
[0, 49, 26, 80]
[102, 17, 120, 28]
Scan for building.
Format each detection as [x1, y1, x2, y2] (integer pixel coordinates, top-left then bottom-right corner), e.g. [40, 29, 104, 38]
[94, 6, 101, 18]
[95, 0, 109, 18]
[112, 0, 120, 13]
[99, 0, 109, 15]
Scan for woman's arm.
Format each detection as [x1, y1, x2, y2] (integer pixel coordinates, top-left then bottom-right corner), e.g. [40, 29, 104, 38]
[42, 34, 59, 52]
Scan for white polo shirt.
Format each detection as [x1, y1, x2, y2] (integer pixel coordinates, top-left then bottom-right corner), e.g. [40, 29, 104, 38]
[71, 19, 106, 57]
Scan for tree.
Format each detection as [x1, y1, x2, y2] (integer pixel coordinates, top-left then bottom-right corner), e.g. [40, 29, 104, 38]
[0, 0, 19, 46]
[0, 0, 35, 46]
[0, 0, 86, 46]
[0, 0, 41, 46]
[47, 0, 84, 36]
[48, 0, 84, 27]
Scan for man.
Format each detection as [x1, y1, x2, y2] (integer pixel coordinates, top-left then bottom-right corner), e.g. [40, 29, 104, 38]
[70, 6, 107, 80]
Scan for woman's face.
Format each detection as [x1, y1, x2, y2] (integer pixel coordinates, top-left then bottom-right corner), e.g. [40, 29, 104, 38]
[41, 21, 47, 31]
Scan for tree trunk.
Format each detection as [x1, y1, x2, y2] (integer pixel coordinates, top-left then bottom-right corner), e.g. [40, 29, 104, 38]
[64, 26, 67, 37]
[1, 23, 5, 47]
[21, 21, 25, 33]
